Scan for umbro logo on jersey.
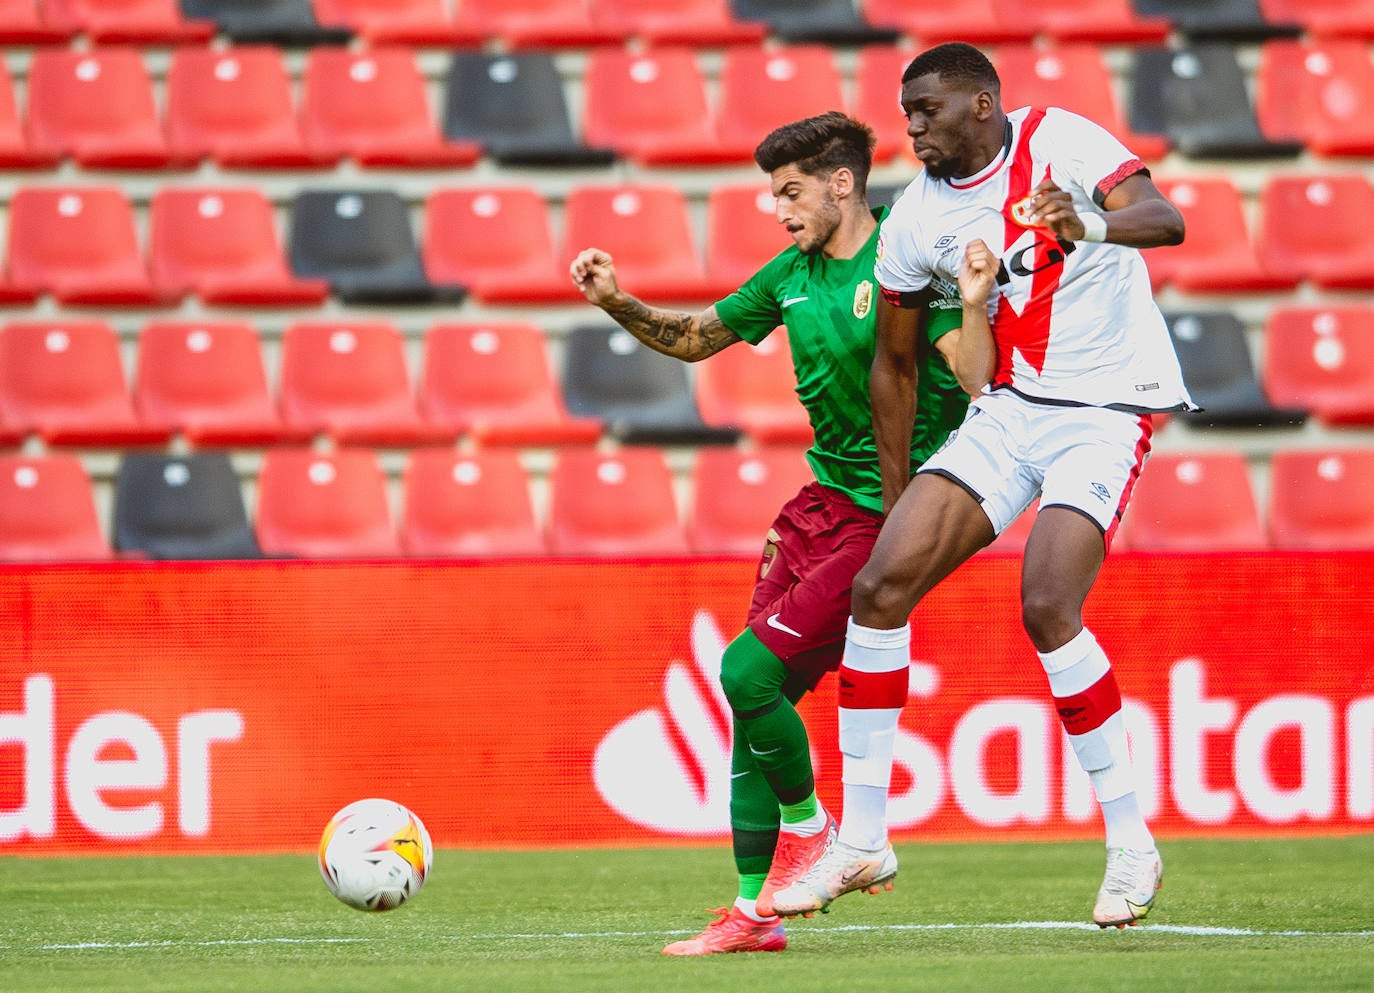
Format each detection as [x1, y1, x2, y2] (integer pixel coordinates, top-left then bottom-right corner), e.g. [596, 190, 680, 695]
[934, 235, 956, 250]
[1090, 482, 1111, 503]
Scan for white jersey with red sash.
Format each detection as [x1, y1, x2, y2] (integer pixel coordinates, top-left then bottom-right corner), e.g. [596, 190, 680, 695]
[875, 106, 1195, 413]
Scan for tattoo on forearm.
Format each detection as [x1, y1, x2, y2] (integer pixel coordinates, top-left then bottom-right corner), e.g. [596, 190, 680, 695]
[604, 299, 738, 358]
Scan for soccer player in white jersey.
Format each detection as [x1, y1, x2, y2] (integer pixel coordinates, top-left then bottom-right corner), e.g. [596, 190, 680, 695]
[770, 42, 1197, 928]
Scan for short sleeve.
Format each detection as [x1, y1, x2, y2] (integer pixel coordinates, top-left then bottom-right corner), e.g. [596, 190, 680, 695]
[713, 252, 788, 345]
[874, 192, 931, 296]
[1043, 108, 1147, 209]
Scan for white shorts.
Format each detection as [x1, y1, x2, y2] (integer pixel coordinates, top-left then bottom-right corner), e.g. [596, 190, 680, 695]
[918, 389, 1154, 540]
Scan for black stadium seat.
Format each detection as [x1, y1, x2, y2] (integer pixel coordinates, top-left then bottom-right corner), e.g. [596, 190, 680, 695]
[113, 452, 264, 560]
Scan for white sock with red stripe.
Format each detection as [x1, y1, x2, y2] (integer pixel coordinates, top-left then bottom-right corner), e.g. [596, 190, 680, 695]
[1040, 627, 1154, 851]
[837, 618, 910, 851]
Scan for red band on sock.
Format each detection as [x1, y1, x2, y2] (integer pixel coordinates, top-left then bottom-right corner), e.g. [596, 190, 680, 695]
[838, 665, 909, 709]
[1055, 670, 1122, 736]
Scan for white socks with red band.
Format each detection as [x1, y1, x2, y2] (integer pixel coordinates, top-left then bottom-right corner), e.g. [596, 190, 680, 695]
[837, 618, 910, 851]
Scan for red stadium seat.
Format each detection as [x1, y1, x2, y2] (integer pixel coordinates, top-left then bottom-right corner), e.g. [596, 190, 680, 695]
[7, 186, 168, 306]
[853, 44, 919, 165]
[1261, 306, 1374, 427]
[43, 0, 214, 43]
[1142, 176, 1295, 293]
[0, 454, 111, 562]
[865, 0, 1034, 43]
[1119, 451, 1267, 552]
[279, 320, 454, 446]
[419, 321, 602, 446]
[301, 47, 480, 168]
[256, 447, 400, 559]
[1257, 174, 1374, 290]
[1001, 0, 1170, 43]
[0, 0, 74, 43]
[715, 46, 845, 160]
[695, 331, 813, 445]
[685, 446, 813, 554]
[0, 319, 170, 446]
[422, 186, 573, 305]
[0, 60, 59, 169]
[149, 187, 329, 306]
[458, 0, 629, 47]
[582, 47, 747, 167]
[589, 0, 765, 45]
[1267, 448, 1374, 551]
[400, 447, 547, 557]
[1256, 40, 1374, 158]
[24, 47, 172, 169]
[166, 46, 330, 169]
[311, 0, 484, 44]
[561, 184, 713, 302]
[1258, 0, 1374, 39]
[546, 446, 689, 556]
[133, 320, 295, 446]
[995, 43, 1171, 162]
[703, 183, 792, 298]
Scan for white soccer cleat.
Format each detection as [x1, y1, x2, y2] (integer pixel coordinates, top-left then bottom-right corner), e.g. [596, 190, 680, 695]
[1093, 846, 1163, 928]
[767, 839, 898, 918]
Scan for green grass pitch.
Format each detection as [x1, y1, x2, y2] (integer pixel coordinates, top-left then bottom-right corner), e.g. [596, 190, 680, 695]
[2, 835, 1372, 993]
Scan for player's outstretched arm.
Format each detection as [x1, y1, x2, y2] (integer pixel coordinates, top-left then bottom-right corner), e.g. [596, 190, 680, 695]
[1024, 175, 1184, 249]
[569, 247, 740, 362]
[953, 239, 997, 396]
[872, 291, 925, 514]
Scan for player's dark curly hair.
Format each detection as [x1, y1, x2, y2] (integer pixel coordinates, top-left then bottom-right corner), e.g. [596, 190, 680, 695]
[753, 111, 876, 195]
[901, 41, 1000, 92]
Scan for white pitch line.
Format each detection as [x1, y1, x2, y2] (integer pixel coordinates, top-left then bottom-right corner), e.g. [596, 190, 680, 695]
[17, 921, 1374, 952]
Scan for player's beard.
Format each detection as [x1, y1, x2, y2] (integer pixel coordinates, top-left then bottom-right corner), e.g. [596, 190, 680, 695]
[797, 193, 842, 256]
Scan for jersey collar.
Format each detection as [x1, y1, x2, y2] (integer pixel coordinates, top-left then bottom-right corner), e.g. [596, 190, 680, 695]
[947, 119, 1014, 191]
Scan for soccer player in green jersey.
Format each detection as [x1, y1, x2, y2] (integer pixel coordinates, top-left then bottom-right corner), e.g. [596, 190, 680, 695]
[570, 111, 969, 955]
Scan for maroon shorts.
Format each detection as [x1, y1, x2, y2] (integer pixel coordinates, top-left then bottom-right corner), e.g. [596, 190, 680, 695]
[745, 481, 884, 682]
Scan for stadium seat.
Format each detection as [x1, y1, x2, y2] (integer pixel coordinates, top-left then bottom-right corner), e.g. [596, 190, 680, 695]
[1128, 0, 1299, 39]
[112, 453, 263, 560]
[994, 43, 1171, 162]
[1119, 451, 1267, 552]
[133, 320, 294, 446]
[421, 187, 573, 305]
[703, 183, 792, 298]
[852, 45, 919, 165]
[999, 0, 1170, 43]
[7, 186, 169, 306]
[0, 319, 171, 446]
[278, 320, 454, 446]
[0, 454, 110, 562]
[311, 0, 484, 44]
[400, 447, 547, 557]
[25, 47, 174, 169]
[1165, 310, 1307, 430]
[419, 321, 602, 446]
[1127, 44, 1303, 159]
[301, 47, 480, 168]
[561, 184, 714, 302]
[729, 0, 898, 43]
[582, 48, 747, 167]
[1261, 306, 1374, 427]
[0, 59, 59, 169]
[1256, 174, 1374, 291]
[458, 0, 628, 47]
[546, 446, 689, 556]
[255, 447, 399, 559]
[1257, 39, 1374, 158]
[1141, 177, 1294, 293]
[560, 325, 741, 446]
[1266, 448, 1374, 551]
[715, 46, 846, 160]
[695, 331, 813, 445]
[590, 0, 765, 45]
[442, 52, 616, 167]
[288, 189, 461, 304]
[0, 0, 74, 43]
[685, 446, 813, 555]
[150, 187, 329, 306]
[1258, 0, 1374, 38]
[177, 0, 353, 44]
[863, 0, 1034, 43]
[166, 46, 330, 169]
[43, 0, 214, 43]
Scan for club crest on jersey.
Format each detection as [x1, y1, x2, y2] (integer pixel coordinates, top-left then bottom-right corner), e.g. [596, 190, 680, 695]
[854, 280, 873, 319]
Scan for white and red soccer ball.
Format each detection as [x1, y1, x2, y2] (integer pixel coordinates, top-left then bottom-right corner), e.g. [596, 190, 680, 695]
[318, 798, 433, 911]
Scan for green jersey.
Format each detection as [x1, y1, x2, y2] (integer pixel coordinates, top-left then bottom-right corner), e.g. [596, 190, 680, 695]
[713, 206, 968, 513]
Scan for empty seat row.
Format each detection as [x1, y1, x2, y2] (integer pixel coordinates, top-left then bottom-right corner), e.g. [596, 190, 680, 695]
[0, 318, 814, 449]
[0, 445, 814, 561]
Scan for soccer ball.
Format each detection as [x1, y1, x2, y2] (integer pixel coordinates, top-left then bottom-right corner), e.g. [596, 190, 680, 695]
[318, 798, 433, 911]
